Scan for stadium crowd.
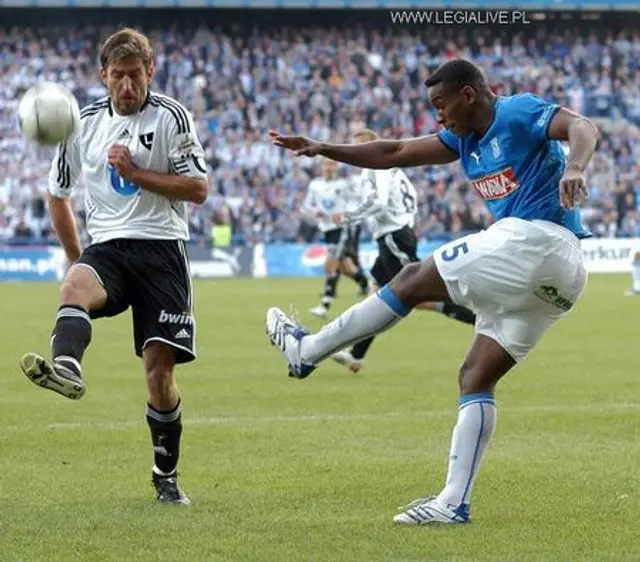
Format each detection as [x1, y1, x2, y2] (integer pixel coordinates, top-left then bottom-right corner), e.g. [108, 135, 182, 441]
[1, 11, 640, 245]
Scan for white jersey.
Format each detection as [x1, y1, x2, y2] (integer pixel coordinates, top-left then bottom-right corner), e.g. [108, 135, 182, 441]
[300, 177, 354, 233]
[344, 168, 417, 239]
[48, 92, 207, 244]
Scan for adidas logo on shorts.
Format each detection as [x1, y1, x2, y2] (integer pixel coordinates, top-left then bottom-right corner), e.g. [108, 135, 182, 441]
[174, 329, 190, 339]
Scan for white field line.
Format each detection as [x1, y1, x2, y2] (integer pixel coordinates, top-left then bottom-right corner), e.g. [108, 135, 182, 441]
[1, 402, 638, 433]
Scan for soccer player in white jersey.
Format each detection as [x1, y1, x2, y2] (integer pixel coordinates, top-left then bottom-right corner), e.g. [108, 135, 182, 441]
[331, 130, 476, 373]
[302, 159, 369, 318]
[266, 59, 598, 525]
[19, 28, 207, 505]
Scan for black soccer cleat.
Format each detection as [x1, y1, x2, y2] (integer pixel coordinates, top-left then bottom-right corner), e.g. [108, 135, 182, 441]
[152, 472, 191, 506]
[19, 352, 85, 400]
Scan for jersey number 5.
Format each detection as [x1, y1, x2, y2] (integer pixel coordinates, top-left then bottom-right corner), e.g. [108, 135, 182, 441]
[441, 241, 469, 262]
[109, 166, 140, 196]
[399, 179, 416, 213]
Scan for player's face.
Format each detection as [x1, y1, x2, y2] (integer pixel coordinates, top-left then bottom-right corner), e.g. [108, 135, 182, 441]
[101, 56, 154, 116]
[323, 160, 338, 178]
[428, 83, 476, 136]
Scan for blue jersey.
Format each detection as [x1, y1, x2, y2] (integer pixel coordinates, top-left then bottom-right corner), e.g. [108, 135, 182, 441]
[437, 93, 591, 239]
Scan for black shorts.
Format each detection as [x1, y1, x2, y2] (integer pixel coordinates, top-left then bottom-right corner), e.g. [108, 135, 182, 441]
[370, 225, 419, 286]
[76, 239, 195, 364]
[324, 224, 361, 259]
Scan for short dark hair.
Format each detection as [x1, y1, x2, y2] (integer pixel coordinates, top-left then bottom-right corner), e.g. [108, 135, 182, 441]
[425, 59, 488, 93]
[100, 27, 153, 70]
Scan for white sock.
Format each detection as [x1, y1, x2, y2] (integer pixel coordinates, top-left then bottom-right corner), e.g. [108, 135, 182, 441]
[300, 285, 410, 364]
[437, 393, 497, 510]
[632, 261, 640, 291]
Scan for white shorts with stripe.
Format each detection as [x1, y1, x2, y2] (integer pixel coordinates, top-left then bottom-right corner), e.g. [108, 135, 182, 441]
[433, 217, 587, 362]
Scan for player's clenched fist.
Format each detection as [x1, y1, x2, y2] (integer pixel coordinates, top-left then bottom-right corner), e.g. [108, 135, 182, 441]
[108, 144, 135, 180]
[559, 167, 588, 210]
[268, 130, 322, 157]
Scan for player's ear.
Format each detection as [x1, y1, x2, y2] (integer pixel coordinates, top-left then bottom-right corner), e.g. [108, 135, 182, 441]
[460, 85, 476, 105]
[147, 59, 156, 84]
[100, 67, 108, 86]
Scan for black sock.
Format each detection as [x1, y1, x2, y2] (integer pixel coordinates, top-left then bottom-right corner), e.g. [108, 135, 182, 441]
[322, 272, 340, 308]
[352, 269, 369, 291]
[51, 305, 92, 376]
[351, 336, 374, 360]
[440, 303, 476, 325]
[146, 399, 183, 476]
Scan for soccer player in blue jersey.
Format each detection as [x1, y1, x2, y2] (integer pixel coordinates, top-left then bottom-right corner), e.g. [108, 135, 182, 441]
[265, 59, 599, 525]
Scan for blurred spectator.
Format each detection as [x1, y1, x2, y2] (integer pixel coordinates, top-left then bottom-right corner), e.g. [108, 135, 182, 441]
[2, 11, 640, 245]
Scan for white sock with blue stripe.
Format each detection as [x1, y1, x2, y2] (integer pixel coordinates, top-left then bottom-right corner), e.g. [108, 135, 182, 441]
[300, 285, 410, 364]
[436, 393, 497, 514]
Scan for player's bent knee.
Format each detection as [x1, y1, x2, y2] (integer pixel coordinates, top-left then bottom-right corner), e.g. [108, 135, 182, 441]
[634, 251, 640, 262]
[60, 265, 107, 310]
[389, 259, 450, 307]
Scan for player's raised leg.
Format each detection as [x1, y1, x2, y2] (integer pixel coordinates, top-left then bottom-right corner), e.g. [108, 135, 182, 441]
[20, 263, 106, 400]
[266, 256, 451, 378]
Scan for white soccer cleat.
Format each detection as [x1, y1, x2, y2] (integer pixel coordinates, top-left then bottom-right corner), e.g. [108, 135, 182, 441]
[309, 304, 329, 319]
[331, 349, 363, 373]
[265, 307, 316, 379]
[393, 496, 470, 525]
[624, 288, 640, 297]
[20, 352, 86, 400]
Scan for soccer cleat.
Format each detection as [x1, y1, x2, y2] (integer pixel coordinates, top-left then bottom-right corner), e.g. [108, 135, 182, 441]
[393, 496, 470, 525]
[19, 352, 85, 400]
[309, 304, 329, 319]
[331, 349, 363, 373]
[265, 307, 316, 379]
[152, 472, 191, 506]
[624, 289, 640, 296]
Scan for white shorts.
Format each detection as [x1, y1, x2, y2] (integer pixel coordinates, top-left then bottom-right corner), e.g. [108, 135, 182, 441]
[433, 217, 588, 362]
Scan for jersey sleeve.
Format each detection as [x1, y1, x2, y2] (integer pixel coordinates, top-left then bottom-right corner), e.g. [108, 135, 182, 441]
[436, 128, 460, 155]
[166, 108, 208, 180]
[300, 180, 319, 217]
[344, 169, 390, 224]
[48, 134, 82, 199]
[509, 93, 561, 144]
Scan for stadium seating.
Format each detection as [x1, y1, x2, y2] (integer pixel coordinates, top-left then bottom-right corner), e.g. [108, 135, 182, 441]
[1, 10, 640, 245]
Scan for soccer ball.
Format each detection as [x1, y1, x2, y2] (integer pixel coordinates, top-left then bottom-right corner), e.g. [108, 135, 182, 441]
[18, 82, 81, 146]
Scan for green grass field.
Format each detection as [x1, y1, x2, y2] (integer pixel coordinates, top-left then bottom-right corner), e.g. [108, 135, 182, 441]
[1, 275, 639, 562]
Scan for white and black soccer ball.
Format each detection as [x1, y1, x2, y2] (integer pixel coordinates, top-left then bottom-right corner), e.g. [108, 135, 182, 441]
[18, 82, 81, 146]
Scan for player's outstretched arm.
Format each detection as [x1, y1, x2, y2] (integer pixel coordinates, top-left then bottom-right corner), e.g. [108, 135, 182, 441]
[269, 130, 458, 169]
